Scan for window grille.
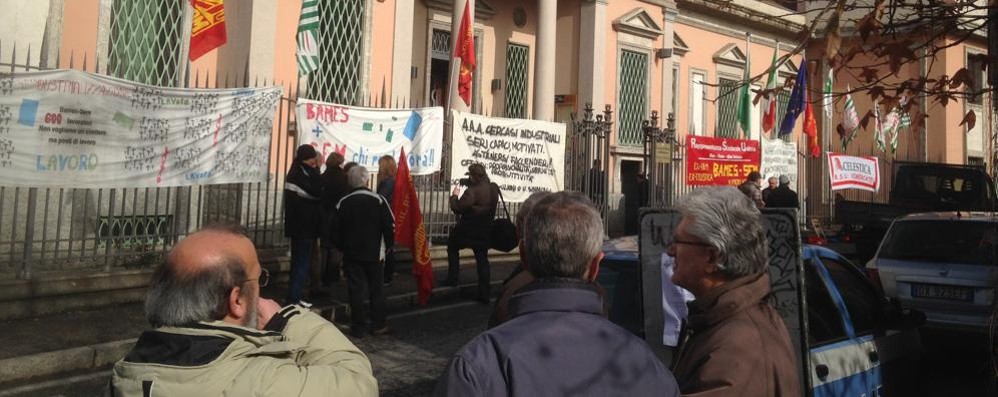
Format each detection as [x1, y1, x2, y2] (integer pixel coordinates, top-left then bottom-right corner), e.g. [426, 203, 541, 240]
[716, 78, 739, 138]
[306, 0, 367, 105]
[504, 43, 529, 119]
[107, 0, 186, 86]
[618, 50, 648, 146]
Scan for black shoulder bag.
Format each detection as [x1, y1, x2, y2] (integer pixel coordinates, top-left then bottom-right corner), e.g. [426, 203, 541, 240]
[490, 186, 518, 252]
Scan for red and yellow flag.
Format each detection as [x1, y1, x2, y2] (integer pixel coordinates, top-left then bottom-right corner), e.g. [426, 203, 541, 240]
[803, 90, 820, 157]
[393, 147, 434, 305]
[453, 0, 476, 108]
[190, 0, 227, 61]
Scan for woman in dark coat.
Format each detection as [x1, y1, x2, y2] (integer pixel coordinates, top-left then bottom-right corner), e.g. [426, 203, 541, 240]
[377, 155, 398, 286]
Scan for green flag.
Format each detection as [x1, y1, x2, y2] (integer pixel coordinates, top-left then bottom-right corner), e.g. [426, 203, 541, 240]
[297, 0, 320, 75]
[736, 52, 752, 137]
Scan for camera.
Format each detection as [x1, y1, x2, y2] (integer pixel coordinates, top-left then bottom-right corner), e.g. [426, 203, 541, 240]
[458, 178, 472, 187]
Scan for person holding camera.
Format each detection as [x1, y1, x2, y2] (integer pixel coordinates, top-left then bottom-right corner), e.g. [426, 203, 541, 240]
[446, 163, 499, 303]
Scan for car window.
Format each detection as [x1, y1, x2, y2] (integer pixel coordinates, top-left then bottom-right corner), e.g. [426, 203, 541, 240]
[821, 257, 886, 336]
[880, 220, 998, 266]
[804, 258, 848, 345]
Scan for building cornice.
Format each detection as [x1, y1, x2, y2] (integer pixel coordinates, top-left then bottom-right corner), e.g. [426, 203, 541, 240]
[424, 0, 496, 20]
[676, 0, 805, 38]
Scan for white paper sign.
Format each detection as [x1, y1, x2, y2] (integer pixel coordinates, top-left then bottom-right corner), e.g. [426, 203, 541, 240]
[828, 152, 881, 192]
[761, 138, 798, 184]
[0, 69, 281, 188]
[661, 254, 695, 347]
[450, 110, 566, 202]
[295, 98, 443, 175]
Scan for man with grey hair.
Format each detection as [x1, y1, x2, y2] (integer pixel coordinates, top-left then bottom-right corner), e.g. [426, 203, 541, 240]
[668, 186, 800, 396]
[487, 190, 551, 328]
[111, 224, 377, 396]
[335, 165, 395, 337]
[436, 191, 680, 396]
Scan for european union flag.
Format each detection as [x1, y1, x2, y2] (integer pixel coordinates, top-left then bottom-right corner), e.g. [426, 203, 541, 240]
[778, 57, 807, 137]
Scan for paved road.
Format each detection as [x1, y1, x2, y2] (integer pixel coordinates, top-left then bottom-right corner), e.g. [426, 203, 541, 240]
[0, 301, 491, 397]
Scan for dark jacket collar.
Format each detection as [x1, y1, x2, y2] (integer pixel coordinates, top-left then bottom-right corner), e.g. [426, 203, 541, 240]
[688, 272, 771, 330]
[508, 278, 604, 319]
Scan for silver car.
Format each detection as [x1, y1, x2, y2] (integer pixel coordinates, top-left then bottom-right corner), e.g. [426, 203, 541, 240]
[866, 212, 998, 331]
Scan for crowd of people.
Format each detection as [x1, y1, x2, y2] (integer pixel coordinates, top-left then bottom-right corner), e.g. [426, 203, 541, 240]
[108, 152, 803, 396]
[739, 171, 801, 209]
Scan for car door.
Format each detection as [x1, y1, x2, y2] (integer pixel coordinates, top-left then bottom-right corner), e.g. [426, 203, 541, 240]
[805, 249, 883, 397]
[818, 254, 923, 397]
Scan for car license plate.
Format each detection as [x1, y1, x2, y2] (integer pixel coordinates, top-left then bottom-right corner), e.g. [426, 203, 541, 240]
[911, 283, 973, 302]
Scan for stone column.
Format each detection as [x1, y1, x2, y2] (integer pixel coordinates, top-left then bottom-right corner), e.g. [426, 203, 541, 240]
[577, 0, 607, 112]
[391, 0, 415, 103]
[533, 0, 557, 121]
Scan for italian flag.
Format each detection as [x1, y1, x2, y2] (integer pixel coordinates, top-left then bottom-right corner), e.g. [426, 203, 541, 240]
[761, 47, 779, 136]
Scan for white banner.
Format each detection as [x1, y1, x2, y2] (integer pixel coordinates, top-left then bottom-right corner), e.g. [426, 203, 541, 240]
[0, 69, 281, 188]
[828, 152, 881, 192]
[450, 110, 566, 202]
[761, 138, 798, 184]
[295, 98, 443, 175]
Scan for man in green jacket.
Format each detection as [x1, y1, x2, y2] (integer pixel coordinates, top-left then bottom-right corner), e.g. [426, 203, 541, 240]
[111, 224, 377, 396]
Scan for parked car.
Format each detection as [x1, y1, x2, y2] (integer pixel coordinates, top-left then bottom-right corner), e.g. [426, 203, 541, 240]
[866, 211, 998, 332]
[598, 237, 924, 396]
[804, 245, 924, 397]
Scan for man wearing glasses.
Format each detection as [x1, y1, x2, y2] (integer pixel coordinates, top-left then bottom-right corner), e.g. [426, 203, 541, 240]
[668, 187, 800, 397]
[111, 224, 377, 396]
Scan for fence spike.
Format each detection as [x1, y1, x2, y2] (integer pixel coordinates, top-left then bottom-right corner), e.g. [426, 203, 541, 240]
[94, 52, 100, 73]
[68, 49, 74, 69]
[24, 44, 31, 71]
[380, 77, 387, 108]
[81, 51, 87, 73]
[243, 57, 250, 87]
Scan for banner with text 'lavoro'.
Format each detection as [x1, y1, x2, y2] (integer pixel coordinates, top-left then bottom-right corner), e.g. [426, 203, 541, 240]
[450, 110, 566, 202]
[295, 98, 443, 175]
[0, 69, 281, 188]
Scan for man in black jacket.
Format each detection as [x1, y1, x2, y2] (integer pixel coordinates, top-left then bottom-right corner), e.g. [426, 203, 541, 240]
[445, 163, 499, 303]
[320, 152, 349, 286]
[765, 174, 800, 209]
[336, 165, 395, 337]
[284, 144, 323, 305]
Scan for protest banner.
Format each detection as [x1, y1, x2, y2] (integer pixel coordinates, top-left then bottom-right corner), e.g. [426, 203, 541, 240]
[0, 69, 280, 188]
[450, 110, 566, 202]
[295, 98, 443, 175]
[761, 138, 798, 183]
[684, 135, 761, 186]
[828, 152, 880, 192]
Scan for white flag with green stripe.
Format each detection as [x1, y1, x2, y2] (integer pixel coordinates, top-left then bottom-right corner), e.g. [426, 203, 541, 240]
[297, 0, 320, 76]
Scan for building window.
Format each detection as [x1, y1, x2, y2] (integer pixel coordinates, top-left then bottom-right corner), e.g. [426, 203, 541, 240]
[427, 29, 481, 112]
[504, 43, 529, 118]
[690, 72, 706, 135]
[716, 78, 740, 138]
[968, 53, 986, 105]
[618, 50, 649, 146]
[306, 0, 367, 105]
[107, 0, 186, 86]
[777, 90, 792, 142]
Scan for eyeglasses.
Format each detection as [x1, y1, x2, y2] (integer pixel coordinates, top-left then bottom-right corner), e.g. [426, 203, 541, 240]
[244, 268, 270, 288]
[670, 238, 713, 249]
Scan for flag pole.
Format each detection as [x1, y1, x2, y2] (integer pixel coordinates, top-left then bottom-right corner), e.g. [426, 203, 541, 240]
[823, 58, 834, 226]
[745, 31, 752, 141]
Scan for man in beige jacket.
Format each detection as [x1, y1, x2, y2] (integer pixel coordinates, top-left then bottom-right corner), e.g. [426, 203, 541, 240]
[111, 224, 377, 396]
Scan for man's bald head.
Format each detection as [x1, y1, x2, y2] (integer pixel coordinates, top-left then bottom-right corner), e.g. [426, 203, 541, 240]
[168, 225, 256, 276]
[146, 224, 261, 328]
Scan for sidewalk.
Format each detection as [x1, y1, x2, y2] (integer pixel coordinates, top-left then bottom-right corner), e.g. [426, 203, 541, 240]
[0, 259, 518, 387]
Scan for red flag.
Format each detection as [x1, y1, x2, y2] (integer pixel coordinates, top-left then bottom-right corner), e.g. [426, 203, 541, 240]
[392, 148, 434, 305]
[453, 0, 476, 107]
[803, 90, 820, 157]
[190, 0, 227, 61]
